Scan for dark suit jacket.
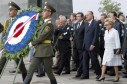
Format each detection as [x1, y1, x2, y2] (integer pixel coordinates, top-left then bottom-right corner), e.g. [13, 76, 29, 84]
[57, 24, 71, 51]
[74, 21, 85, 49]
[114, 19, 122, 42]
[122, 29, 127, 59]
[83, 20, 99, 51]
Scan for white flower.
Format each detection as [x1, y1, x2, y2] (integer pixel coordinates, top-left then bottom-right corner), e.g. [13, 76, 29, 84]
[63, 32, 67, 35]
[99, 24, 102, 26]
[67, 27, 69, 30]
[71, 28, 74, 30]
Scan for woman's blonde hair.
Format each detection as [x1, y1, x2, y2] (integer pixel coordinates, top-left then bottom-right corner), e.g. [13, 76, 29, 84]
[105, 18, 114, 27]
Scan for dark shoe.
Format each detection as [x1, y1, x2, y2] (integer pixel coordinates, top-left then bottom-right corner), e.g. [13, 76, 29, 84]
[96, 77, 105, 82]
[50, 80, 57, 84]
[123, 72, 127, 74]
[9, 70, 16, 73]
[122, 74, 127, 78]
[36, 74, 45, 77]
[107, 73, 115, 76]
[71, 68, 77, 71]
[96, 75, 101, 79]
[22, 73, 27, 81]
[75, 73, 81, 77]
[62, 72, 70, 75]
[52, 66, 58, 69]
[54, 71, 60, 75]
[80, 76, 89, 79]
[9, 70, 20, 73]
[113, 77, 119, 82]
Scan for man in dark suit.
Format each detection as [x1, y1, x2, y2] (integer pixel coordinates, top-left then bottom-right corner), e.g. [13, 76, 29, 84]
[122, 29, 127, 78]
[73, 12, 85, 77]
[81, 11, 101, 79]
[98, 13, 107, 62]
[109, 11, 122, 45]
[54, 15, 71, 75]
[125, 16, 127, 30]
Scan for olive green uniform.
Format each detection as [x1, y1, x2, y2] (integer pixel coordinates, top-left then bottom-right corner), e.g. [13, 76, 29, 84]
[24, 19, 57, 84]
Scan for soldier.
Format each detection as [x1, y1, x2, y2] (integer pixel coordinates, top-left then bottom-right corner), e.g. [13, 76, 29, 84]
[0, 1, 27, 81]
[23, 3, 57, 84]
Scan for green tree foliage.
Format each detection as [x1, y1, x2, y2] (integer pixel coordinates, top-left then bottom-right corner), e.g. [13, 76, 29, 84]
[98, 0, 121, 14]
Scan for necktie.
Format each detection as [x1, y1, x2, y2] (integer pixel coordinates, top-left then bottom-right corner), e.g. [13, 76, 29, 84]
[77, 23, 80, 29]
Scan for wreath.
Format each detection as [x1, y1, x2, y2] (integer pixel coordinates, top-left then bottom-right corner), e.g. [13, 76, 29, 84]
[1, 6, 44, 60]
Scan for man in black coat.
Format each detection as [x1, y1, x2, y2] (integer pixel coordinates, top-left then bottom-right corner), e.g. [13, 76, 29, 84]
[122, 29, 127, 78]
[98, 13, 107, 62]
[109, 11, 122, 45]
[73, 12, 85, 77]
[81, 11, 101, 79]
[54, 15, 71, 75]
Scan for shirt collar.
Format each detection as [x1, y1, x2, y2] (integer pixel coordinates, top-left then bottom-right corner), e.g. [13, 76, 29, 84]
[44, 18, 51, 23]
[88, 19, 93, 24]
[78, 20, 83, 25]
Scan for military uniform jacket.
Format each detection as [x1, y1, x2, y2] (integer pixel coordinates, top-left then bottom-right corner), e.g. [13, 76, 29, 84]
[1, 18, 13, 42]
[32, 20, 54, 57]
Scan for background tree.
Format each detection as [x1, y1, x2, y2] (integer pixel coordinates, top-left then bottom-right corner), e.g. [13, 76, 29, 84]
[98, 0, 121, 14]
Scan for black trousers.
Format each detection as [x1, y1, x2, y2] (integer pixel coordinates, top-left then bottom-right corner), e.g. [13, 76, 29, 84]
[37, 63, 45, 76]
[73, 48, 83, 69]
[0, 56, 27, 81]
[77, 58, 83, 75]
[82, 50, 101, 77]
[99, 37, 104, 61]
[57, 48, 71, 73]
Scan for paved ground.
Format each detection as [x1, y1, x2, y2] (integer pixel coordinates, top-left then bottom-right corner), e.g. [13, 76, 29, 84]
[0, 57, 127, 84]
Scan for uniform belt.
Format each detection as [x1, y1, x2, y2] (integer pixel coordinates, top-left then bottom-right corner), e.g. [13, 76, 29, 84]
[42, 40, 51, 44]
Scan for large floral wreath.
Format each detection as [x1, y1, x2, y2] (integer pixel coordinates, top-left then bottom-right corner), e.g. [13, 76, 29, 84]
[1, 6, 44, 60]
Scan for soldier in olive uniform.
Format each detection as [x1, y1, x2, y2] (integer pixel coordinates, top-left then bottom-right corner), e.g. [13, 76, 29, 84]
[23, 3, 57, 84]
[0, 1, 27, 81]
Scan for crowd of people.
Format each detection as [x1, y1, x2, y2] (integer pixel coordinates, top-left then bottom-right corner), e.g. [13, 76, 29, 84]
[52, 11, 127, 82]
[0, 1, 127, 84]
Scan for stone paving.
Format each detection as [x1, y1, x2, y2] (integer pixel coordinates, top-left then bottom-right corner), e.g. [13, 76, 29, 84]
[0, 57, 126, 84]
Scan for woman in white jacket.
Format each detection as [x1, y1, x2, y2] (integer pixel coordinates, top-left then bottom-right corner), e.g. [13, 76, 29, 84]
[97, 18, 122, 82]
